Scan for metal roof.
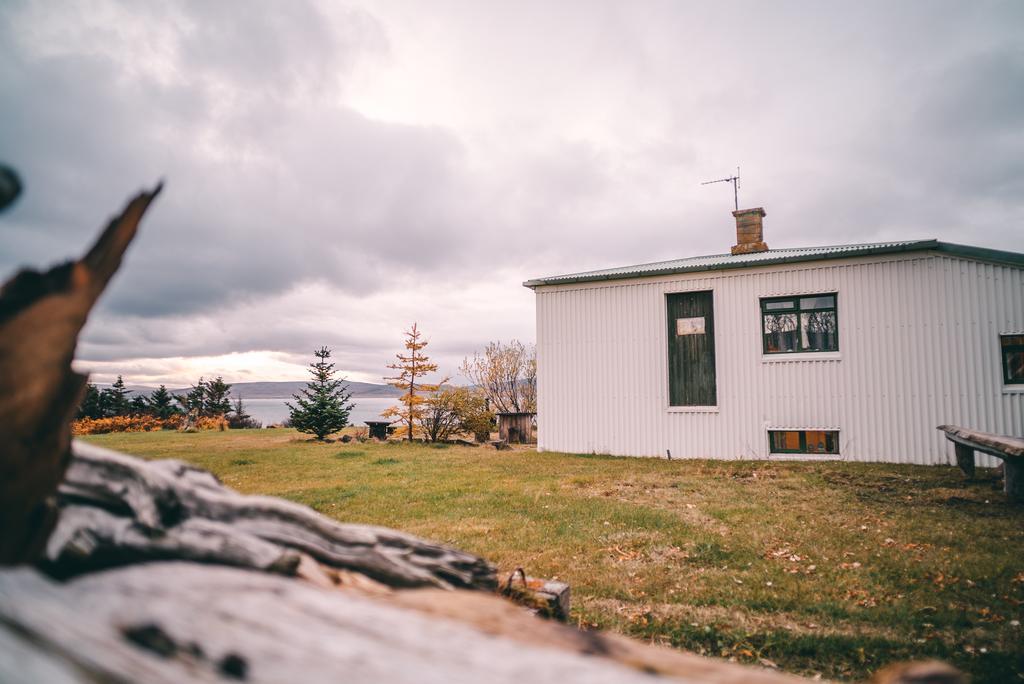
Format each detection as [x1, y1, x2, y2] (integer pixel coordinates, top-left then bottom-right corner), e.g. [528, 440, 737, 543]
[523, 239, 1024, 288]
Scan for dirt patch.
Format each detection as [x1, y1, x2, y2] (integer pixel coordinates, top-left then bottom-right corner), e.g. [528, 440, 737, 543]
[570, 480, 731, 536]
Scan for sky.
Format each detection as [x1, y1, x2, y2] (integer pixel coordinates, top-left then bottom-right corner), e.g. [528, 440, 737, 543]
[1, 0, 1022, 387]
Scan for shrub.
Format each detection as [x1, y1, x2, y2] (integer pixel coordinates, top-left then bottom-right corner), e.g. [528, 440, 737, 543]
[72, 415, 166, 435]
[72, 413, 229, 435]
[227, 415, 262, 429]
[193, 415, 229, 432]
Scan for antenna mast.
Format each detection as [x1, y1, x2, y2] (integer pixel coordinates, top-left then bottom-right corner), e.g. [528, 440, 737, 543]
[701, 166, 741, 211]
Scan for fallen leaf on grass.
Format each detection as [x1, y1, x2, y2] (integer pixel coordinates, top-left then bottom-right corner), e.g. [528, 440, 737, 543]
[976, 607, 1004, 623]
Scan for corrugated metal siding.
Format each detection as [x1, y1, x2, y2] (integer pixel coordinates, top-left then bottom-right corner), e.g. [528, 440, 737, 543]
[535, 253, 1024, 465]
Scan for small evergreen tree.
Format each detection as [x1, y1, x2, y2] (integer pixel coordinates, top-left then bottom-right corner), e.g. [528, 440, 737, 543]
[129, 394, 149, 415]
[287, 347, 354, 440]
[177, 378, 208, 415]
[382, 323, 446, 441]
[77, 383, 104, 419]
[148, 385, 178, 420]
[204, 376, 233, 416]
[103, 376, 131, 417]
[227, 395, 261, 429]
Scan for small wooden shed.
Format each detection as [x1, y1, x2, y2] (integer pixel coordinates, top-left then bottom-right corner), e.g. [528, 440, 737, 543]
[497, 412, 536, 444]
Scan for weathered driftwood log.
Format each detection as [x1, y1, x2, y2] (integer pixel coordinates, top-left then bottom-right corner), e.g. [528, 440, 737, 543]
[46, 504, 302, 577]
[49, 441, 497, 590]
[0, 562, 812, 684]
[0, 184, 161, 564]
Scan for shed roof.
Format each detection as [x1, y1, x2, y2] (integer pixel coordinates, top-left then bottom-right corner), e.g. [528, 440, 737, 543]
[523, 239, 1024, 289]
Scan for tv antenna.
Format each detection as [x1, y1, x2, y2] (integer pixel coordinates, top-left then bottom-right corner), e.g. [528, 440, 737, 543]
[701, 166, 740, 211]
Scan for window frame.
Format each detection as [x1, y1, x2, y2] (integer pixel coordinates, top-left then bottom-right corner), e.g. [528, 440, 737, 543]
[1001, 334, 1024, 386]
[768, 429, 840, 455]
[665, 289, 718, 409]
[760, 292, 839, 355]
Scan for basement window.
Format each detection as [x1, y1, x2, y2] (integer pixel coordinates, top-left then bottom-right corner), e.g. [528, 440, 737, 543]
[1002, 334, 1024, 385]
[769, 430, 839, 455]
[761, 294, 838, 354]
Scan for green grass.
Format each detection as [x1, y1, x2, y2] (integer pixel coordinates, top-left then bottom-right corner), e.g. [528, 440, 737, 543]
[83, 429, 1024, 682]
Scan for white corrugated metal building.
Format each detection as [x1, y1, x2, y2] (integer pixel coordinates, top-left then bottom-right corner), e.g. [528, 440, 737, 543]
[524, 208, 1024, 466]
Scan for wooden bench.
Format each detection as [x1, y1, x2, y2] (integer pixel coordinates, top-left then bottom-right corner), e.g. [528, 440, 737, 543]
[937, 425, 1024, 502]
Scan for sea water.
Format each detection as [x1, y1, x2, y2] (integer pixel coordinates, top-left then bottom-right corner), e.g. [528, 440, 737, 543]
[241, 397, 398, 428]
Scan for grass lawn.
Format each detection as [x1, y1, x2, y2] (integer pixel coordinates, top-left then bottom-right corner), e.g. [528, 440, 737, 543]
[82, 429, 1024, 682]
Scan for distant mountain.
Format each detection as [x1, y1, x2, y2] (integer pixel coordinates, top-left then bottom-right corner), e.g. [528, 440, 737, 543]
[98, 380, 402, 399]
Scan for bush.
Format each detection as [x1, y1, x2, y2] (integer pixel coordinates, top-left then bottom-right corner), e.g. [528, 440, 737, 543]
[72, 415, 167, 435]
[72, 413, 230, 435]
[227, 415, 262, 429]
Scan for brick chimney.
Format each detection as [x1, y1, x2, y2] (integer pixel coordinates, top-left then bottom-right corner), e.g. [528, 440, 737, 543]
[731, 207, 768, 255]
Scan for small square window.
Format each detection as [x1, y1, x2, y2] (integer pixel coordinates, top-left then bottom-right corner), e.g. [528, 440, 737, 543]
[762, 293, 838, 354]
[1002, 335, 1024, 385]
[769, 429, 839, 455]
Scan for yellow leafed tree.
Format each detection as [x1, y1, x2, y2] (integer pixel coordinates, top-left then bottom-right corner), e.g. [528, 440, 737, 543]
[382, 323, 446, 441]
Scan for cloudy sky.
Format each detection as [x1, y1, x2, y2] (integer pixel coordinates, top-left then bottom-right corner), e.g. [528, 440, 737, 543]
[1, 1, 1022, 387]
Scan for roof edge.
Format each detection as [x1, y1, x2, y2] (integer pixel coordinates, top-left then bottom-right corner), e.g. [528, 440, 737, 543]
[933, 241, 1024, 269]
[523, 240, 945, 289]
[523, 239, 1024, 289]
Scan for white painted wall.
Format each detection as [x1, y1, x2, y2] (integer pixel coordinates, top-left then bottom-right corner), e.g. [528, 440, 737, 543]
[533, 252, 1024, 466]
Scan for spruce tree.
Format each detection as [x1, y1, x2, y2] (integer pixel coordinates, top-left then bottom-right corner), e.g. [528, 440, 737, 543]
[178, 378, 208, 415]
[228, 395, 259, 429]
[103, 376, 130, 417]
[204, 376, 233, 416]
[129, 394, 149, 415]
[77, 383, 103, 419]
[148, 385, 178, 419]
[287, 347, 354, 440]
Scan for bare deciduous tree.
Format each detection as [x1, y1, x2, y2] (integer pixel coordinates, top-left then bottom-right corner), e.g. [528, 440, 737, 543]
[460, 340, 536, 414]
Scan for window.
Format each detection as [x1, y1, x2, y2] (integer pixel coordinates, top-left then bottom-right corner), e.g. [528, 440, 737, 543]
[761, 293, 838, 354]
[1002, 334, 1024, 385]
[769, 430, 839, 455]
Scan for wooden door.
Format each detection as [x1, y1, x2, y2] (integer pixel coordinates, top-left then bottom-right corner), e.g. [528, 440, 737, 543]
[667, 291, 717, 406]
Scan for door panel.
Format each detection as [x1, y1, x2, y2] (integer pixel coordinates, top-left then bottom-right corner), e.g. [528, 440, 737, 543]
[667, 291, 717, 406]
